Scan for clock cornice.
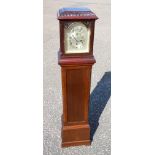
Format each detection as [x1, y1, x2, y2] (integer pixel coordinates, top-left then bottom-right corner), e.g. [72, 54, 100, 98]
[57, 7, 98, 20]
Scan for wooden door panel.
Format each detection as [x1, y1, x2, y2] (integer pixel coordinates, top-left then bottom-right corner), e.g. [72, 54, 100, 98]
[64, 66, 91, 123]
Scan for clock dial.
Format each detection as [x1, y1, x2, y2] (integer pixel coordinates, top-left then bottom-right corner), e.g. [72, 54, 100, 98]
[64, 22, 90, 54]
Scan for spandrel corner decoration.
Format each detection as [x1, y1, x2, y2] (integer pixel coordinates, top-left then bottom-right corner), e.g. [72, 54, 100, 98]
[57, 7, 98, 147]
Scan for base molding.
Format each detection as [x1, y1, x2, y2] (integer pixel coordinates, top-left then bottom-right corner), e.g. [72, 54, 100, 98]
[61, 124, 90, 147]
[62, 140, 91, 147]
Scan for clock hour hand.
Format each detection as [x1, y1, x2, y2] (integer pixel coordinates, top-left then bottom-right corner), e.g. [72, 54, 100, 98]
[72, 35, 83, 43]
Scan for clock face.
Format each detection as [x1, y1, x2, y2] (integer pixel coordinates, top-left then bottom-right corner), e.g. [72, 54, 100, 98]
[64, 22, 90, 54]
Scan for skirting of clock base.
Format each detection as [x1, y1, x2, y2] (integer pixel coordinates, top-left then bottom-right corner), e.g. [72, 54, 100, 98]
[62, 140, 91, 147]
[61, 124, 90, 147]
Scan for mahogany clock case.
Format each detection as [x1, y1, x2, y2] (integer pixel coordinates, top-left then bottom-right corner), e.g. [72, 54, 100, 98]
[61, 65, 93, 147]
[57, 7, 98, 147]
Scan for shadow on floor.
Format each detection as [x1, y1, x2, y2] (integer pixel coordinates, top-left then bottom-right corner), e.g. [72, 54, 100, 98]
[89, 71, 111, 141]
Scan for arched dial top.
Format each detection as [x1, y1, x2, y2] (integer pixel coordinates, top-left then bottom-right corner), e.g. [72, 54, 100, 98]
[64, 22, 90, 54]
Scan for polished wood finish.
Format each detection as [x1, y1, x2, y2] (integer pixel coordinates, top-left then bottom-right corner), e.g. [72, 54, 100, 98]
[62, 124, 91, 147]
[58, 7, 98, 147]
[60, 65, 93, 147]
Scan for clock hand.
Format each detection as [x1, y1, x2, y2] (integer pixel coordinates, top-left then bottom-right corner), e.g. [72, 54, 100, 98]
[72, 35, 78, 42]
[72, 34, 83, 44]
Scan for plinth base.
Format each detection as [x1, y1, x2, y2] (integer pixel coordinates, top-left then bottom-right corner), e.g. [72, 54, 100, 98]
[61, 124, 91, 147]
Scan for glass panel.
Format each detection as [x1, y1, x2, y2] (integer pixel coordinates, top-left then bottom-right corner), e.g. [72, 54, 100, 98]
[64, 22, 90, 54]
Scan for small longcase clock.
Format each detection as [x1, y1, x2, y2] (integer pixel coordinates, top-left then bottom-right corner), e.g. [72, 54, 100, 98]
[57, 7, 98, 147]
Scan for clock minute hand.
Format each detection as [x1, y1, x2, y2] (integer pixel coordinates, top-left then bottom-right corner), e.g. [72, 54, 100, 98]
[72, 35, 78, 42]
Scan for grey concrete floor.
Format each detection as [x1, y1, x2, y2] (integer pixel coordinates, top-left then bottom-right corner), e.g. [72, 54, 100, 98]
[43, 0, 111, 154]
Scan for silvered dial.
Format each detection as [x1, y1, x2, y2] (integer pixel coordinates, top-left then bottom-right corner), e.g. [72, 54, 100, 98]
[64, 22, 90, 54]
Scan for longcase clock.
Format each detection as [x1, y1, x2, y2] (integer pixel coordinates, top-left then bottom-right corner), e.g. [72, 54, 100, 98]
[57, 7, 98, 147]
